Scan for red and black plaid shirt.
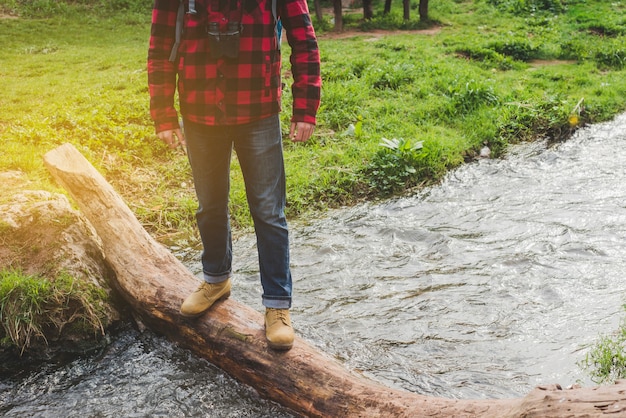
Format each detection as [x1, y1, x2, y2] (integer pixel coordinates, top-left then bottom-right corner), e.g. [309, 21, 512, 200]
[148, 0, 321, 133]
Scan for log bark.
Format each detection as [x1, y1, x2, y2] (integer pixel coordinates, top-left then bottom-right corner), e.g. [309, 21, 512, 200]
[43, 143, 626, 417]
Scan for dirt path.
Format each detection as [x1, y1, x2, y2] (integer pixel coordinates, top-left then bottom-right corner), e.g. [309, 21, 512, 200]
[319, 26, 442, 40]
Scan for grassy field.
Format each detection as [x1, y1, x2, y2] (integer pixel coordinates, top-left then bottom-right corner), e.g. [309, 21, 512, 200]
[1, 0, 625, 244]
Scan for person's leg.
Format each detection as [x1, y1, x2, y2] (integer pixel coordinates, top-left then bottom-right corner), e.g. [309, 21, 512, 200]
[180, 120, 233, 317]
[234, 115, 292, 309]
[234, 115, 294, 350]
[185, 120, 233, 283]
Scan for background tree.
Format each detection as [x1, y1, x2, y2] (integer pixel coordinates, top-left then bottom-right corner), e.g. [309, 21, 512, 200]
[313, 0, 323, 21]
[384, 0, 428, 20]
[333, 0, 343, 31]
[384, 0, 392, 14]
[363, 0, 373, 19]
[419, 0, 429, 20]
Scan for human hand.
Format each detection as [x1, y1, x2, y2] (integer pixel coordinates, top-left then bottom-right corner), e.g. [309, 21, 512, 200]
[289, 122, 315, 143]
[157, 128, 186, 151]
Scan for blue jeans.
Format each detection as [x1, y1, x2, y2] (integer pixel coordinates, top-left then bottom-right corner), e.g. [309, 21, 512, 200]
[184, 115, 292, 309]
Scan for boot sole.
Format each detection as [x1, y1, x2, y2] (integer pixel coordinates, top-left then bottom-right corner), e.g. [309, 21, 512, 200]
[267, 341, 293, 351]
[180, 291, 231, 318]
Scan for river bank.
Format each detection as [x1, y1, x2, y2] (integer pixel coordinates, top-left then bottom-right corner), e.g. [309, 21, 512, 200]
[0, 171, 124, 366]
[1, 0, 626, 362]
[3, 113, 626, 415]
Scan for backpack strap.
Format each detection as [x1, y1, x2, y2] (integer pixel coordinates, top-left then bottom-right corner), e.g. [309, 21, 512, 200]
[272, 0, 282, 51]
[168, 0, 186, 63]
[188, 0, 197, 14]
[169, 0, 279, 62]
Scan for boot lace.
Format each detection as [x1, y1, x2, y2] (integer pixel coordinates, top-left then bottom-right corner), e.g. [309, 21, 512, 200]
[270, 309, 290, 326]
[197, 282, 219, 296]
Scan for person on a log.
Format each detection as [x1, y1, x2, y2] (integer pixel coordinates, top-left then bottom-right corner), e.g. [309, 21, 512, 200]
[147, 0, 321, 350]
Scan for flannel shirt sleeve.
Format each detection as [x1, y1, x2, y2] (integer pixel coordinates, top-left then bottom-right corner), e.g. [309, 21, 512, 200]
[280, 0, 321, 125]
[147, 0, 180, 134]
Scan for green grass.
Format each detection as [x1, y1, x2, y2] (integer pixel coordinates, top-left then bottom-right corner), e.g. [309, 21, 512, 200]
[1, 0, 625, 245]
[579, 308, 626, 384]
[0, 268, 109, 354]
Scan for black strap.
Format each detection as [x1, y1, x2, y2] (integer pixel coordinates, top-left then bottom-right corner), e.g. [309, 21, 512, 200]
[168, 1, 186, 63]
[168, 0, 280, 62]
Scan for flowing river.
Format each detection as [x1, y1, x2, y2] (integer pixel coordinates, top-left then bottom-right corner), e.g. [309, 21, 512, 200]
[2, 113, 626, 416]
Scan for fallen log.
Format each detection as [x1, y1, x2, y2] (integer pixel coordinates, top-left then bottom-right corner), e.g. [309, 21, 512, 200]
[43, 143, 626, 417]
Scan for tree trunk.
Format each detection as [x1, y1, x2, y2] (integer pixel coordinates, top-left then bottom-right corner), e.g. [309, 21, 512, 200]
[403, 0, 410, 20]
[384, 0, 392, 15]
[313, 0, 323, 22]
[333, 0, 343, 32]
[43, 143, 626, 417]
[419, 0, 428, 21]
[363, 0, 373, 20]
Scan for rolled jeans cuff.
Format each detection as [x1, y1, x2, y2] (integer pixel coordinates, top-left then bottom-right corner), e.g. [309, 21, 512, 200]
[203, 272, 231, 284]
[262, 296, 292, 309]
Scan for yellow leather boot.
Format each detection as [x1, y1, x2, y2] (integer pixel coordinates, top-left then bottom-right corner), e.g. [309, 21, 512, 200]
[265, 308, 295, 350]
[180, 278, 231, 318]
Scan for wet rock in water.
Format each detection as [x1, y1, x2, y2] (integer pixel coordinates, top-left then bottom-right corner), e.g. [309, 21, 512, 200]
[479, 143, 491, 158]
